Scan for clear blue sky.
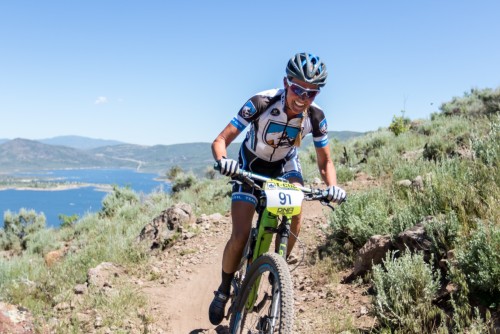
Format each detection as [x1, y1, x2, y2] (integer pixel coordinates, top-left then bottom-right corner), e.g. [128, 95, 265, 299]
[1, 1, 499, 146]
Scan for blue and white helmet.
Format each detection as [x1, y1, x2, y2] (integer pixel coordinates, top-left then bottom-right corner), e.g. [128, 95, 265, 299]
[286, 52, 328, 87]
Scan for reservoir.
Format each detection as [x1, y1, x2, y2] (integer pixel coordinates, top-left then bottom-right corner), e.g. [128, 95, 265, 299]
[0, 169, 169, 228]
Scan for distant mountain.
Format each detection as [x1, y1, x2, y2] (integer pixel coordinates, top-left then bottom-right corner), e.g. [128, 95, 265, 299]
[0, 139, 8, 145]
[302, 131, 364, 148]
[40, 135, 125, 150]
[0, 138, 135, 171]
[0, 131, 363, 175]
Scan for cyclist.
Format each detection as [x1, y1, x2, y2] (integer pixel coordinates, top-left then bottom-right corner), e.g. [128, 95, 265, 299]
[209, 52, 347, 325]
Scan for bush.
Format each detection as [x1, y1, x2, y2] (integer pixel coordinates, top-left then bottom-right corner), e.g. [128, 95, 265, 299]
[455, 221, 500, 306]
[372, 251, 444, 333]
[388, 112, 411, 136]
[171, 172, 197, 193]
[99, 186, 139, 218]
[327, 189, 392, 251]
[471, 116, 500, 167]
[424, 212, 460, 263]
[1, 209, 46, 252]
[440, 87, 500, 117]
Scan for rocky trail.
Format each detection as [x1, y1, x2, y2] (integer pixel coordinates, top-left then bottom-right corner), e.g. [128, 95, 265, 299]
[139, 200, 375, 333]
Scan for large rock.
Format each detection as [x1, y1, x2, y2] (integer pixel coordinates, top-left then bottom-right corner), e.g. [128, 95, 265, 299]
[138, 203, 195, 249]
[393, 222, 433, 261]
[343, 235, 393, 283]
[343, 218, 436, 282]
[87, 262, 124, 289]
[0, 302, 34, 334]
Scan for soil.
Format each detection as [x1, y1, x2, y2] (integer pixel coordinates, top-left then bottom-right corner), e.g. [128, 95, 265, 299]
[139, 199, 376, 333]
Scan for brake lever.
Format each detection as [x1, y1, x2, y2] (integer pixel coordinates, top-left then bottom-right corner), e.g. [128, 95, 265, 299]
[320, 199, 335, 211]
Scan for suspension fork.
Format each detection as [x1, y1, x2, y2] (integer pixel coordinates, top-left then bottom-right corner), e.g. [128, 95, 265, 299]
[275, 216, 291, 260]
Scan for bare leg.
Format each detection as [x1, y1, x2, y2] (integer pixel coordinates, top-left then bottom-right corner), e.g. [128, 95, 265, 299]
[222, 200, 255, 274]
[288, 210, 302, 256]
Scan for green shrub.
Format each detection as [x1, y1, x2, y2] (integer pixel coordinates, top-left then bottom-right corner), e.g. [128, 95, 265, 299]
[424, 212, 460, 263]
[440, 87, 500, 117]
[171, 172, 197, 193]
[99, 186, 139, 218]
[372, 251, 444, 333]
[58, 214, 79, 228]
[328, 189, 392, 251]
[335, 165, 355, 183]
[1, 209, 46, 251]
[471, 116, 500, 167]
[423, 140, 455, 161]
[388, 112, 411, 136]
[455, 221, 500, 306]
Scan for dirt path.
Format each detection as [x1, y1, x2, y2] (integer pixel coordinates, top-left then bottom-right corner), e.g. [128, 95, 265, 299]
[141, 201, 374, 333]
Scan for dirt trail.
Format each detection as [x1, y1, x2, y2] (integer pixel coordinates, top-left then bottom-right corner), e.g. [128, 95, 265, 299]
[141, 201, 374, 333]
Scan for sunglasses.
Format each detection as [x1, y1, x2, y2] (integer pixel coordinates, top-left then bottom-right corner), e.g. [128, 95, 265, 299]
[286, 78, 320, 99]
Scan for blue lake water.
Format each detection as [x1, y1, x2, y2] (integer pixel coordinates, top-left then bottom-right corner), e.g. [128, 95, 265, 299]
[0, 169, 169, 228]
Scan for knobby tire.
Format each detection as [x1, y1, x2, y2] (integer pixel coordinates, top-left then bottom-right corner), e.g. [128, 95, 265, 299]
[229, 252, 294, 334]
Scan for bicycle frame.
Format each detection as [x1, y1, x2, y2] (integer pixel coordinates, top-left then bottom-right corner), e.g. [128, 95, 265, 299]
[241, 177, 305, 311]
[214, 163, 333, 330]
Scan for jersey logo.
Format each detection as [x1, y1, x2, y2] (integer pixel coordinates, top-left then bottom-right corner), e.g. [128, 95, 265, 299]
[264, 121, 300, 148]
[270, 108, 280, 116]
[319, 118, 328, 135]
[240, 100, 257, 119]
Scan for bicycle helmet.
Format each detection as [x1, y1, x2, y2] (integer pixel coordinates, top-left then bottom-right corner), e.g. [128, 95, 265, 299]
[286, 52, 328, 87]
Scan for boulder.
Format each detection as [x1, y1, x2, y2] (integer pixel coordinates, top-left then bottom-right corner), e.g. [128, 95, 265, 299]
[0, 302, 34, 334]
[87, 262, 124, 289]
[343, 235, 393, 283]
[393, 222, 432, 260]
[138, 203, 195, 250]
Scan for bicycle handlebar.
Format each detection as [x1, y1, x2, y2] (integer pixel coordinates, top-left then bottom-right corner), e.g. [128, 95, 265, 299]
[213, 161, 333, 206]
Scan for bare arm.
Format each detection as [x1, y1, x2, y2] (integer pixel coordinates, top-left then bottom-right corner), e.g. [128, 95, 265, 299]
[315, 144, 337, 187]
[212, 123, 241, 160]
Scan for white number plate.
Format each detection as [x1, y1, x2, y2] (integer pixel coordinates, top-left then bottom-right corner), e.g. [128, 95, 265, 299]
[264, 181, 304, 216]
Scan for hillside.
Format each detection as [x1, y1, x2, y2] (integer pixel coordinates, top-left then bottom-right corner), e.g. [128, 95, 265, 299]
[0, 138, 135, 171]
[39, 135, 124, 150]
[0, 131, 363, 175]
[0, 87, 498, 333]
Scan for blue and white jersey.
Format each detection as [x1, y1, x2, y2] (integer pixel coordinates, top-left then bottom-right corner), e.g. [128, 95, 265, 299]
[230, 88, 329, 162]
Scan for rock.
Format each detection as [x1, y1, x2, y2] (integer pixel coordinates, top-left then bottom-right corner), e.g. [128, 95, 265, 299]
[53, 302, 71, 312]
[394, 223, 432, 258]
[74, 284, 88, 295]
[397, 179, 412, 187]
[412, 175, 424, 191]
[196, 213, 225, 225]
[87, 262, 124, 289]
[137, 203, 195, 249]
[0, 302, 35, 334]
[343, 235, 393, 282]
[44, 248, 66, 267]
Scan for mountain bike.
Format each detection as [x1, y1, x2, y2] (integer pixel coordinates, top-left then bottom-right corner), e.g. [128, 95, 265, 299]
[215, 164, 336, 333]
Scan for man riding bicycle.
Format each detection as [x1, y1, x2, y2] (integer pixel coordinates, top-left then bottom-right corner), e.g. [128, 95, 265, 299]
[209, 52, 347, 325]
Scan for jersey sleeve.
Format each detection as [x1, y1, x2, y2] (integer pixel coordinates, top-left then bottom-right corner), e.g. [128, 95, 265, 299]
[230, 90, 280, 131]
[310, 105, 329, 148]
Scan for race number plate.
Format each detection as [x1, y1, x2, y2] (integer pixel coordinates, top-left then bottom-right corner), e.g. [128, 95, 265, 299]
[263, 180, 304, 216]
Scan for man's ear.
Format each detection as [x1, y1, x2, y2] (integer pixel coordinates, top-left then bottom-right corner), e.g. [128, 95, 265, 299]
[283, 77, 288, 87]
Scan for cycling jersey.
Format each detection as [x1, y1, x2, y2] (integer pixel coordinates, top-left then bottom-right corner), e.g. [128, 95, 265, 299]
[229, 88, 330, 205]
[230, 88, 329, 163]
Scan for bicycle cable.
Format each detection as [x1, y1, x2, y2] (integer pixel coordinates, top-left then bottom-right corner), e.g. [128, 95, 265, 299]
[288, 229, 305, 273]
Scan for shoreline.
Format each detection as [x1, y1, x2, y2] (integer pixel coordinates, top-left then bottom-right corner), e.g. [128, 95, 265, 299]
[0, 183, 113, 192]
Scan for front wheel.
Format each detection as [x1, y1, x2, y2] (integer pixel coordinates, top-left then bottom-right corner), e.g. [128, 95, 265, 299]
[229, 252, 294, 334]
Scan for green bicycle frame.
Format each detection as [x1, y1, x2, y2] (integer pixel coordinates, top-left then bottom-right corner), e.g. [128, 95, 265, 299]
[245, 207, 294, 310]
